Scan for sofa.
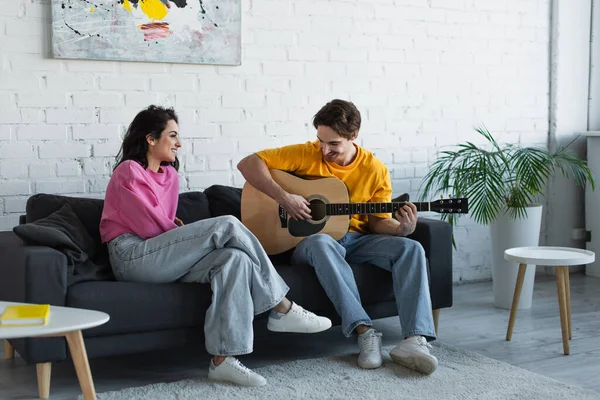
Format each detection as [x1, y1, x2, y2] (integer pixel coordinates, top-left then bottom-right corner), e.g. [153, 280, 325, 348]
[0, 186, 453, 391]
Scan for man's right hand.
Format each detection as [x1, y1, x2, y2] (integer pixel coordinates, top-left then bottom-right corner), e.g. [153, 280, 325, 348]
[279, 193, 312, 220]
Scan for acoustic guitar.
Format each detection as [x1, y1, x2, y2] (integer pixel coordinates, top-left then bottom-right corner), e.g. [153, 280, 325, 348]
[241, 169, 469, 255]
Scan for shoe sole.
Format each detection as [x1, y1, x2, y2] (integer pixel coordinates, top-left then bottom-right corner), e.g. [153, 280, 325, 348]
[208, 375, 267, 387]
[267, 320, 332, 333]
[390, 353, 437, 375]
[357, 360, 383, 369]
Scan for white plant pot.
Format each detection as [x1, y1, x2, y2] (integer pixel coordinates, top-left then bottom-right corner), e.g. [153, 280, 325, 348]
[489, 205, 543, 310]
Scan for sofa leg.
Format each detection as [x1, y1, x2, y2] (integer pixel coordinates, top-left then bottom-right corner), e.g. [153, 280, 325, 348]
[432, 309, 440, 336]
[4, 339, 14, 359]
[36, 362, 52, 399]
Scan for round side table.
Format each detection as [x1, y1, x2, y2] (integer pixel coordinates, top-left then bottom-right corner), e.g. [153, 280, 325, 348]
[1, 301, 109, 399]
[503, 246, 595, 355]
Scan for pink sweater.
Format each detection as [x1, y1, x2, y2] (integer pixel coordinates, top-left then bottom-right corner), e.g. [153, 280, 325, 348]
[100, 160, 179, 243]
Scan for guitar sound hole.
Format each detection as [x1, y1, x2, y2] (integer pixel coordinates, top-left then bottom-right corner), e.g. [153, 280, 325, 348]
[309, 199, 327, 221]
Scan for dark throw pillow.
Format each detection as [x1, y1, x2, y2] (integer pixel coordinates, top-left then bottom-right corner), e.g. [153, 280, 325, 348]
[204, 185, 242, 220]
[13, 203, 107, 285]
[177, 191, 211, 224]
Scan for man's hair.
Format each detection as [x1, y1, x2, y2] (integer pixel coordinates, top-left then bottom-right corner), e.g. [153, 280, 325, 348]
[312, 99, 361, 140]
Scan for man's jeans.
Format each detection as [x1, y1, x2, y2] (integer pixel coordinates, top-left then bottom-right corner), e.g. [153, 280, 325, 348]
[292, 232, 436, 340]
[107, 216, 289, 357]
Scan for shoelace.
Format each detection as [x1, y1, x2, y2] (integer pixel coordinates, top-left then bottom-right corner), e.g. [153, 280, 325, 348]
[230, 358, 252, 375]
[293, 304, 316, 320]
[415, 336, 433, 350]
[361, 331, 383, 352]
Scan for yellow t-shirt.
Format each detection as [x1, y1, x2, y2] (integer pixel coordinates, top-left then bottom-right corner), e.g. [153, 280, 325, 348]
[255, 141, 392, 234]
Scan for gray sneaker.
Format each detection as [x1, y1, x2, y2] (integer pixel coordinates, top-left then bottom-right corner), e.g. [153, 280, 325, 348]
[357, 328, 383, 369]
[389, 336, 438, 375]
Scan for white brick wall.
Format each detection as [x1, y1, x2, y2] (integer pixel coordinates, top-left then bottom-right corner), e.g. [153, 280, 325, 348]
[0, 0, 550, 283]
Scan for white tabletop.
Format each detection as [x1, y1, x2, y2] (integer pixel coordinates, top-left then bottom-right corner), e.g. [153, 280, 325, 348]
[0, 301, 109, 339]
[504, 246, 595, 266]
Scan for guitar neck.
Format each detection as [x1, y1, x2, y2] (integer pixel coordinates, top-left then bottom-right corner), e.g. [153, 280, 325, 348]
[323, 202, 430, 216]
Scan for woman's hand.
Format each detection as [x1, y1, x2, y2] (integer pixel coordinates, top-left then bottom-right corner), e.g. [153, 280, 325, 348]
[174, 217, 184, 226]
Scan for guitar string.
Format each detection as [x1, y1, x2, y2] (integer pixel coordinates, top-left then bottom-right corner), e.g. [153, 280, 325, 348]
[309, 203, 418, 207]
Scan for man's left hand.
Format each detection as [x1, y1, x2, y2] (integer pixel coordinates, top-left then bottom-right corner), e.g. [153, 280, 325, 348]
[394, 202, 417, 236]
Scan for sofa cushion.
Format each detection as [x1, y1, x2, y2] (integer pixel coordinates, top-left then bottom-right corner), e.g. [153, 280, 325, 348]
[67, 281, 212, 337]
[69, 261, 397, 338]
[204, 185, 242, 220]
[26, 194, 105, 245]
[27, 192, 212, 239]
[275, 262, 396, 314]
[176, 191, 211, 224]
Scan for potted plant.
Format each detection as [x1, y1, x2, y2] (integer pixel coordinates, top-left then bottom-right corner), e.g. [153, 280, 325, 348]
[420, 126, 595, 309]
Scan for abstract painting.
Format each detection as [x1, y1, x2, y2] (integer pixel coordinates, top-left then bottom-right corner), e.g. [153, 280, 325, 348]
[51, 0, 241, 65]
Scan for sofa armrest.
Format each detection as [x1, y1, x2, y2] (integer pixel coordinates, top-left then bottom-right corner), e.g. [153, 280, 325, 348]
[0, 231, 69, 364]
[0, 231, 68, 304]
[408, 217, 453, 309]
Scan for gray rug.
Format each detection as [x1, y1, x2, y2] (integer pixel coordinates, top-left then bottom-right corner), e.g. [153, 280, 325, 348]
[90, 343, 599, 400]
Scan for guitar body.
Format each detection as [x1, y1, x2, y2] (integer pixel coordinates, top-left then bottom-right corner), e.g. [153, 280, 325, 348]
[241, 170, 351, 255]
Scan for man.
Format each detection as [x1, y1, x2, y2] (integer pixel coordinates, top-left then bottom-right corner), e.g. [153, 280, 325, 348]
[237, 99, 437, 375]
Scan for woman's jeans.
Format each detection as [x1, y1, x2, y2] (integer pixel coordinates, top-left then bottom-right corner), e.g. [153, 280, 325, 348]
[292, 232, 436, 340]
[107, 216, 289, 357]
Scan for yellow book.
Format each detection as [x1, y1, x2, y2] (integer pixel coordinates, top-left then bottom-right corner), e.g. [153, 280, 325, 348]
[0, 304, 50, 327]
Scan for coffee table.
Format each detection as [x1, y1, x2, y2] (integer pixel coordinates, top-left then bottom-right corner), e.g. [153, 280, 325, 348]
[503, 246, 595, 355]
[1, 301, 109, 399]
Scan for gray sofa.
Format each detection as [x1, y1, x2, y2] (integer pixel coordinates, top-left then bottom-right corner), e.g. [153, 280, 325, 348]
[0, 186, 453, 392]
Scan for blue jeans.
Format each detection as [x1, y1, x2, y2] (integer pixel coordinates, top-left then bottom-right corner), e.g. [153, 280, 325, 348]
[107, 216, 290, 357]
[292, 232, 436, 340]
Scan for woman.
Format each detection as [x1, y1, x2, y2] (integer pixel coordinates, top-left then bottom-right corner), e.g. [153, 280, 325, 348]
[100, 105, 332, 387]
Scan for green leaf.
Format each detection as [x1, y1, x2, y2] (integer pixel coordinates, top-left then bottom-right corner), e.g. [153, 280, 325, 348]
[419, 127, 596, 248]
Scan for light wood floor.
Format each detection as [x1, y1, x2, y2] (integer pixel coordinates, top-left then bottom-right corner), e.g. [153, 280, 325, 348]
[1, 273, 599, 399]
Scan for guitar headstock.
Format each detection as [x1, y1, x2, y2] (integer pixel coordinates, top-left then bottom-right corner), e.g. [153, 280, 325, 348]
[429, 197, 469, 214]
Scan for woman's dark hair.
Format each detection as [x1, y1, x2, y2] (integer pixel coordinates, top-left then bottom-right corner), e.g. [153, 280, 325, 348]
[115, 105, 179, 171]
[313, 99, 361, 140]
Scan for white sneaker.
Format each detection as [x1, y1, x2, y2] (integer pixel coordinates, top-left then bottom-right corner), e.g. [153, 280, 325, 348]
[389, 336, 438, 375]
[207, 357, 267, 387]
[267, 302, 332, 333]
[357, 328, 383, 369]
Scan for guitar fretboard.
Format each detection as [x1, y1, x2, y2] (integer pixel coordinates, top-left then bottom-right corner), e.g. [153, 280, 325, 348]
[322, 202, 429, 216]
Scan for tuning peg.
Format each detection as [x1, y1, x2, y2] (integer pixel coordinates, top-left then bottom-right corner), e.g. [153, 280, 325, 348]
[440, 194, 444, 199]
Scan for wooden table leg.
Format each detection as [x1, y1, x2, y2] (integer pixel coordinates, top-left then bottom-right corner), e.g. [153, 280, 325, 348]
[4, 339, 14, 360]
[563, 267, 572, 339]
[556, 266, 570, 355]
[506, 263, 527, 341]
[36, 362, 51, 399]
[65, 330, 96, 400]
